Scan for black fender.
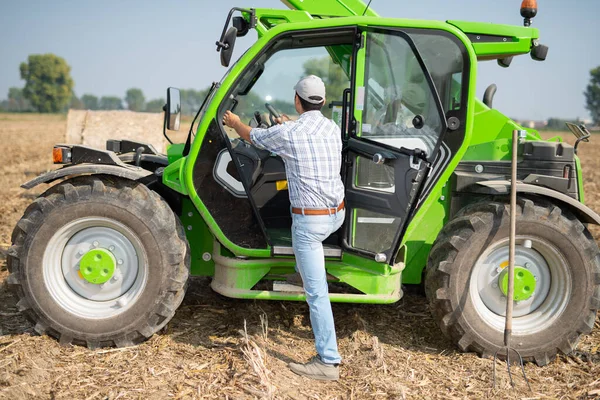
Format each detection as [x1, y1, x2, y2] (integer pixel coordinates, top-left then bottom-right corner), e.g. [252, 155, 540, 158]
[21, 164, 153, 190]
[476, 180, 600, 225]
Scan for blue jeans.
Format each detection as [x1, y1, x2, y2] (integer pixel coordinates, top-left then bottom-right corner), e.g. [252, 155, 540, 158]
[292, 208, 345, 364]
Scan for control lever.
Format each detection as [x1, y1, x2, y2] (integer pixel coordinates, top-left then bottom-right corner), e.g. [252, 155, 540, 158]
[254, 111, 262, 125]
[265, 103, 280, 126]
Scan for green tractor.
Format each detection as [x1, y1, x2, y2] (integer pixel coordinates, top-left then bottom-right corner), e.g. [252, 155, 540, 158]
[8, 0, 599, 365]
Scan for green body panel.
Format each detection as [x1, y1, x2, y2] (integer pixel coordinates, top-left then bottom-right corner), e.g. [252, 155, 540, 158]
[163, 157, 188, 195]
[281, 0, 378, 17]
[576, 155, 585, 203]
[180, 198, 216, 276]
[447, 21, 539, 60]
[399, 182, 451, 284]
[166, 143, 185, 164]
[461, 99, 527, 161]
[252, 9, 313, 37]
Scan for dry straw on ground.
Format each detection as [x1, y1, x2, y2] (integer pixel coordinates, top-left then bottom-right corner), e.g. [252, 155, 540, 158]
[2, 113, 600, 399]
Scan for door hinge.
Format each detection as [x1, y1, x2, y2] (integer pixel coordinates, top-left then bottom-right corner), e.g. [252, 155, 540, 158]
[409, 155, 422, 170]
[356, 32, 365, 49]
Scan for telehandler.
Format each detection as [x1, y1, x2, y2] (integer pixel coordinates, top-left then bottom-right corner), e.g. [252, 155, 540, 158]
[8, 0, 599, 366]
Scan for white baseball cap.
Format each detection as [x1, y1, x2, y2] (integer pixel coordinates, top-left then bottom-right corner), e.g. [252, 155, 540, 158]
[294, 75, 326, 104]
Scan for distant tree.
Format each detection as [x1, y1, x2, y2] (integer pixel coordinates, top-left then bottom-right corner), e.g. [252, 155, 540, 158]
[145, 98, 165, 113]
[584, 66, 600, 126]
[270, 98, 296, 117]
[69, 93, 85, 110]
[19, 54, 74, 113]
[180, 88, 210, 116]
[302, 56, 349, 118]
[81, 94, 99, 110]
[546, 117, 582, 131]
[7, 87, 32, 112]
[125, 88, 145, 112]
[99, 96, 123, 110]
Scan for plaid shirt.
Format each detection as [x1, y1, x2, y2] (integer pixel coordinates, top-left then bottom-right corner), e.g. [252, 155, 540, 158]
[250, 110, 344, 209]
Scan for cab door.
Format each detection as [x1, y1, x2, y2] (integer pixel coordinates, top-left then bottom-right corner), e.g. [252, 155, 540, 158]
[342, 29, 448, 264]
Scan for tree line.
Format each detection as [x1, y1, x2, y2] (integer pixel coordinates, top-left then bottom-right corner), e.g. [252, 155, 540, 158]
[0, 53, 214, 115]
[1, 53, 599, 127]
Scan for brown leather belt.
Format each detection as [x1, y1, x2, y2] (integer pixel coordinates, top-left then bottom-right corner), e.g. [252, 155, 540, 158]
[292, 200, 345, 215]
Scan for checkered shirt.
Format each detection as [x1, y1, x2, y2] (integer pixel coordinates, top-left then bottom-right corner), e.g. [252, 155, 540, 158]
[250, 110, 345, 209]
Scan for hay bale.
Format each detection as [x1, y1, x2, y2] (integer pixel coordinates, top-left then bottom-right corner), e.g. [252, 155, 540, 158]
[66, 110, 166, 153]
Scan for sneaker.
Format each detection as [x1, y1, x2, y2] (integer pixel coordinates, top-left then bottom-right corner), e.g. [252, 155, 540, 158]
[288, 356, 339, 381]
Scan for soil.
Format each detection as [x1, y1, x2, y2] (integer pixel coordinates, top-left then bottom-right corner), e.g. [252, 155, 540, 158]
[2, 113, 600, 399]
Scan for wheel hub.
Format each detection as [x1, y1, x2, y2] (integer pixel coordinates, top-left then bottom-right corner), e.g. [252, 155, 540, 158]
[498, 266, 536, 301]
[79, 248, 116, 284]
[43, 217, 147, 319]
[470, 236, 571, 334]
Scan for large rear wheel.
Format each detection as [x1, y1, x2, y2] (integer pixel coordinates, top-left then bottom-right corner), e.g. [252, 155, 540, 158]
[7, 176, 189, 348]
[425, 198, 600, 365]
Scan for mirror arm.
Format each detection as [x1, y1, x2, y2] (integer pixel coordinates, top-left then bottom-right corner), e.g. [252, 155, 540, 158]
[216, 8, 255, 52]
[162, 106, 173, 145]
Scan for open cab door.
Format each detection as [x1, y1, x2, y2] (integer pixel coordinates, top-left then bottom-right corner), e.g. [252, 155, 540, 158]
[342, 29, 448, 265]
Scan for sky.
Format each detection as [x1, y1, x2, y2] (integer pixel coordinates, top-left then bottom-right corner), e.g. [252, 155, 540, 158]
[1, 0, 599, 121]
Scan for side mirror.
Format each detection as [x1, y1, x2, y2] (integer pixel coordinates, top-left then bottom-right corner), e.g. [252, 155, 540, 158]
[166, 87, 181, 131]
[220, 26, 238, 67]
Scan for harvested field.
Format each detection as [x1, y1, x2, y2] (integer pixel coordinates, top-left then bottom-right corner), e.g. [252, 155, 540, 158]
[2, 113, 600, 399]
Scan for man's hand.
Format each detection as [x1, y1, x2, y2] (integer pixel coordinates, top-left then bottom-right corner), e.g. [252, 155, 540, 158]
[222, 110, 252, 142]
[223, 110, 241, 130]
[274, 114, 291, 125]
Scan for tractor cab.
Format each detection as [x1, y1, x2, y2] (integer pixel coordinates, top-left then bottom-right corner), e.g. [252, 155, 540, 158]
[161, 0, 542, 295]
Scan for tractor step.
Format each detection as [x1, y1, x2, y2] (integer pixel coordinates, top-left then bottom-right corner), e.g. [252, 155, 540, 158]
[210, 242, 404, 304]
[211, 279, 401, 303]
[272, 245, 342, 258]
[272, 281, 304, 292]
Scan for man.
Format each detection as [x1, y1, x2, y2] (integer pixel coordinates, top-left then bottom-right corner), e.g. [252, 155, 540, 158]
[222, 75, 345, 381]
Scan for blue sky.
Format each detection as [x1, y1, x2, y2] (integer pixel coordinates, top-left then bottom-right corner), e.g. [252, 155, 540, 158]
[1, 0, 598, 120]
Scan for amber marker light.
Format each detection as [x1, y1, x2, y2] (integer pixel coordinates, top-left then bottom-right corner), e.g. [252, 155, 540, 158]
[52, 147, 63, 163]
[520, 0, 538, 26]
[52, 146, 72, 164]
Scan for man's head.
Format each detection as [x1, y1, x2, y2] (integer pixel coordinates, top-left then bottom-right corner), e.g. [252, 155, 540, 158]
[294, 75, 326, 113]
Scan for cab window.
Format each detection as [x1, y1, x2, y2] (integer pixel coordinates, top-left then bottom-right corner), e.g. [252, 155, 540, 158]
[361, 32, 444, 156]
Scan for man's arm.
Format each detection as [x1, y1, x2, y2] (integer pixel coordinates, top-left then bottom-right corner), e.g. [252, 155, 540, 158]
[222, 110, 252, 142]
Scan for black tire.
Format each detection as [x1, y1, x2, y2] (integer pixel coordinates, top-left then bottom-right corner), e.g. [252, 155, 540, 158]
[425, 197, 600, 366]
[7, 175, 190, 348]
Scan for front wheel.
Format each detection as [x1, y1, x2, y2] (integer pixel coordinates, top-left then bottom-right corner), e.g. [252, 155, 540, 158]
[7, 176, 189, 348]
[425, 198, 600, 366]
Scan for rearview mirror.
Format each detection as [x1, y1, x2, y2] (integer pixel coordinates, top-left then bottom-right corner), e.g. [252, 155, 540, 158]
[166, 87, 181, 131]
[220, 26, 238, 67]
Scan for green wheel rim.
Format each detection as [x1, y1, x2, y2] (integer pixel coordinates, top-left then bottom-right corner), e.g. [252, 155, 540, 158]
[80, 249, 116, 284]
[499, 266, 537, 301]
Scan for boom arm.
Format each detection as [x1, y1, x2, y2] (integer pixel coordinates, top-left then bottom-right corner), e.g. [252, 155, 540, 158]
[281, 0, 378, 17]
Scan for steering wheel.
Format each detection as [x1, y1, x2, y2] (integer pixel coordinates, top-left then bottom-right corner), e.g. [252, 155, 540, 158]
[265, 103, 281, 126]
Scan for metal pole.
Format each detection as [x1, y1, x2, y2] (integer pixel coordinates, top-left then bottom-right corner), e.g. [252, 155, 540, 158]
[493, 130, 530, 391]
[505, 129, 518, 347]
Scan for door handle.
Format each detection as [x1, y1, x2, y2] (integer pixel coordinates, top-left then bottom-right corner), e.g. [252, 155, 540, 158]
[373, 152, 395, 164]
[373, 153, 386, 164]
